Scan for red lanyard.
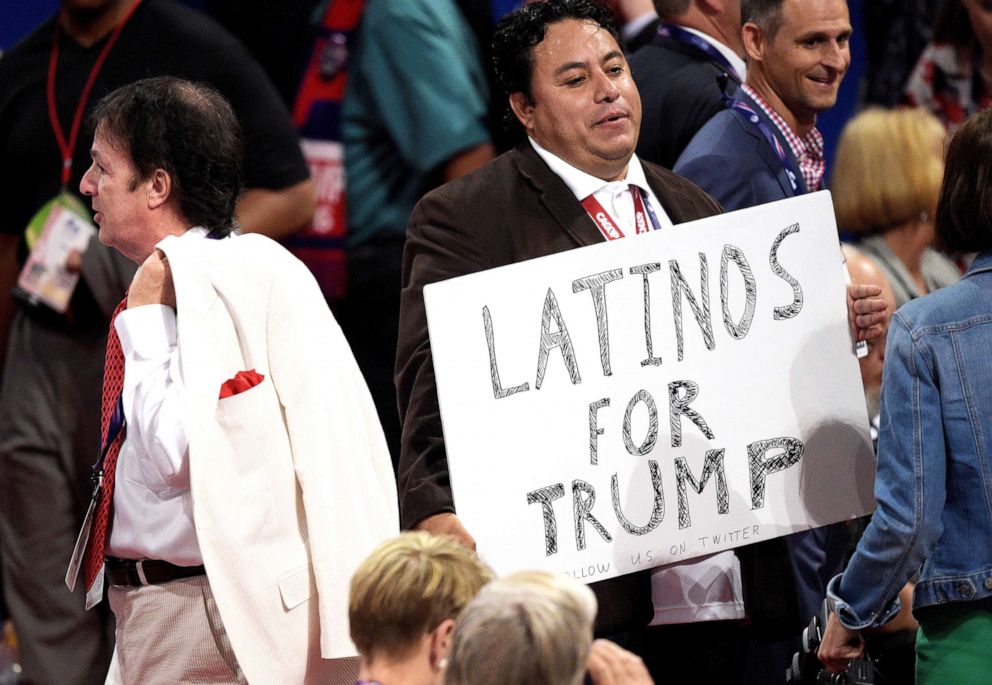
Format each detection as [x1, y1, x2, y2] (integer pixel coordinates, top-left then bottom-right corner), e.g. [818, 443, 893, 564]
[581, 186, 651, 241]
[47, 0, 143, 188]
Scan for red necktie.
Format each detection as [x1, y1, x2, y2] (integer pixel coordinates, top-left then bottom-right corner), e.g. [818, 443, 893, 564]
[83, 297, 128, 590]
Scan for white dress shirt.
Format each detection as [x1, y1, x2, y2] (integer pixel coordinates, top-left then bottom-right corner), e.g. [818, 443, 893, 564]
[107, 227, 207, 565]
[529, 138, 744, 625]
[529, 137, 674, 234]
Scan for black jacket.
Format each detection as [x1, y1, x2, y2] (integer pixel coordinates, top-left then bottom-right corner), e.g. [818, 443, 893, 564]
[631, 30, 741, 169]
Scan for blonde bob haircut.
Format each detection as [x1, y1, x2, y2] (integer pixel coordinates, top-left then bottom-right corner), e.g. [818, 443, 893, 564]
[831, 107, 945, 234]
[348, 532, 493, 660]
[444, 571, 598, 685]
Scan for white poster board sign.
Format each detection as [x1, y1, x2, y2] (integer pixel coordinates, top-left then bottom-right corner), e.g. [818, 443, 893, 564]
[424, 191, 875, 583]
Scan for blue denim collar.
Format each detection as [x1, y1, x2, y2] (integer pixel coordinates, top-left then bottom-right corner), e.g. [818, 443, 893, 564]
[965, 250, 992, 278]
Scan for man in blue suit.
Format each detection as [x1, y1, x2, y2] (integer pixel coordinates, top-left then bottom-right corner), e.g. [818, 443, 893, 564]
[674, 0, 853, 682]
[675, 0, 850, 208]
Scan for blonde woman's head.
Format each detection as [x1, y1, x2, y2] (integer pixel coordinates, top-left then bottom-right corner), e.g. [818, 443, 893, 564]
[832, 107, 945, 234]
[348, 532, 493, 662]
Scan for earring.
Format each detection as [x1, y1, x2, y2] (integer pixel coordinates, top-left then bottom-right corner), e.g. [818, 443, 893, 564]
[436, 657, 448, 671]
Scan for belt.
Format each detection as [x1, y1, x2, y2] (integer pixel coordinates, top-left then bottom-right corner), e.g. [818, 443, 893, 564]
[105, 557, 206, 587]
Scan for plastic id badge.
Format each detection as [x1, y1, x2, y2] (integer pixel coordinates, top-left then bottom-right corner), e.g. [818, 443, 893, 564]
[17, 195, 96, 313]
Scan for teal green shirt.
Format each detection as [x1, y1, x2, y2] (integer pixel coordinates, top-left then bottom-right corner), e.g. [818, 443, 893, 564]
[343, 0, 491, 247]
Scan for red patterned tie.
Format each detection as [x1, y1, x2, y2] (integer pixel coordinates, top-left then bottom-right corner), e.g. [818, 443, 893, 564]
[83, 297, 129, 590]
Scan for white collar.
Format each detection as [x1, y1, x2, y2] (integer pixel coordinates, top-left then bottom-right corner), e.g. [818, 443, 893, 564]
[528, 137, 651, 201]
[183, 226, 210, 240]
[622, 11, 658, 43]
[679, 25, 747, 82]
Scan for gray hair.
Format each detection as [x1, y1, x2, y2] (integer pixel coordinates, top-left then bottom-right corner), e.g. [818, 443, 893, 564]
[741, 0, 784, 34]
[443, 571, 598, 685]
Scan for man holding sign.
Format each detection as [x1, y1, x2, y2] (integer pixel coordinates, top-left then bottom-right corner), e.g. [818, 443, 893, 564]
[395, 0, 884, 680]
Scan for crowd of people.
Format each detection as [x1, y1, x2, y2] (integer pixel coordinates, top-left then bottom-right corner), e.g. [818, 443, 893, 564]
[0, 0, 990, 684]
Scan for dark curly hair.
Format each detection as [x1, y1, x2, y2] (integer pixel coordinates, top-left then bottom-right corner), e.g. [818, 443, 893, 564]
[89, 77, 244, 237]
[492, 0, 619, 130]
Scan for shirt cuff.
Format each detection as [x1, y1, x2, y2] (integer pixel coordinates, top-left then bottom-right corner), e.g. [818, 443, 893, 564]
[116, 305, 178, 360]
[826, 573, 902, 631]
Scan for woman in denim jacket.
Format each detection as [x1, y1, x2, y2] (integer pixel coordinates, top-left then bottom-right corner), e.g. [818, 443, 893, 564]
[818, 107, 992, 682]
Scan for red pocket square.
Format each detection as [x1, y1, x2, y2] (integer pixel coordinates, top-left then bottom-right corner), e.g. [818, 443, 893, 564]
[219, 369, 265, 399]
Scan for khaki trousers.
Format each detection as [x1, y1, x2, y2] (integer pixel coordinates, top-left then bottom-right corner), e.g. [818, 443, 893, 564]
[107, 575, 244, 685]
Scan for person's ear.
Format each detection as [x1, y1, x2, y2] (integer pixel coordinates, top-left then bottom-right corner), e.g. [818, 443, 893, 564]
[429, 617, 456, 672]
[509, 92, 536, 134]
[742, 21, 765, 63]
[146, 168, 172, 210]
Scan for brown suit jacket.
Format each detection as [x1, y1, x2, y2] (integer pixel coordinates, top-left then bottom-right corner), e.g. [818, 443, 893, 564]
[395, 141, 722, 634]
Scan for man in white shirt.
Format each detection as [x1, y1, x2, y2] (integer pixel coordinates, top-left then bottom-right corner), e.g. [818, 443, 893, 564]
[395, 1, 885, 682]
[631, 0, 746, 168]
[71, 76, 397, 684]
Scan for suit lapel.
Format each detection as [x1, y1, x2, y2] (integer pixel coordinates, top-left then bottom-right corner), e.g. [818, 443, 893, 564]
[737, 90, 805, 198]
[512, 142, 604, 248]
[642, 164, 718, 222]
